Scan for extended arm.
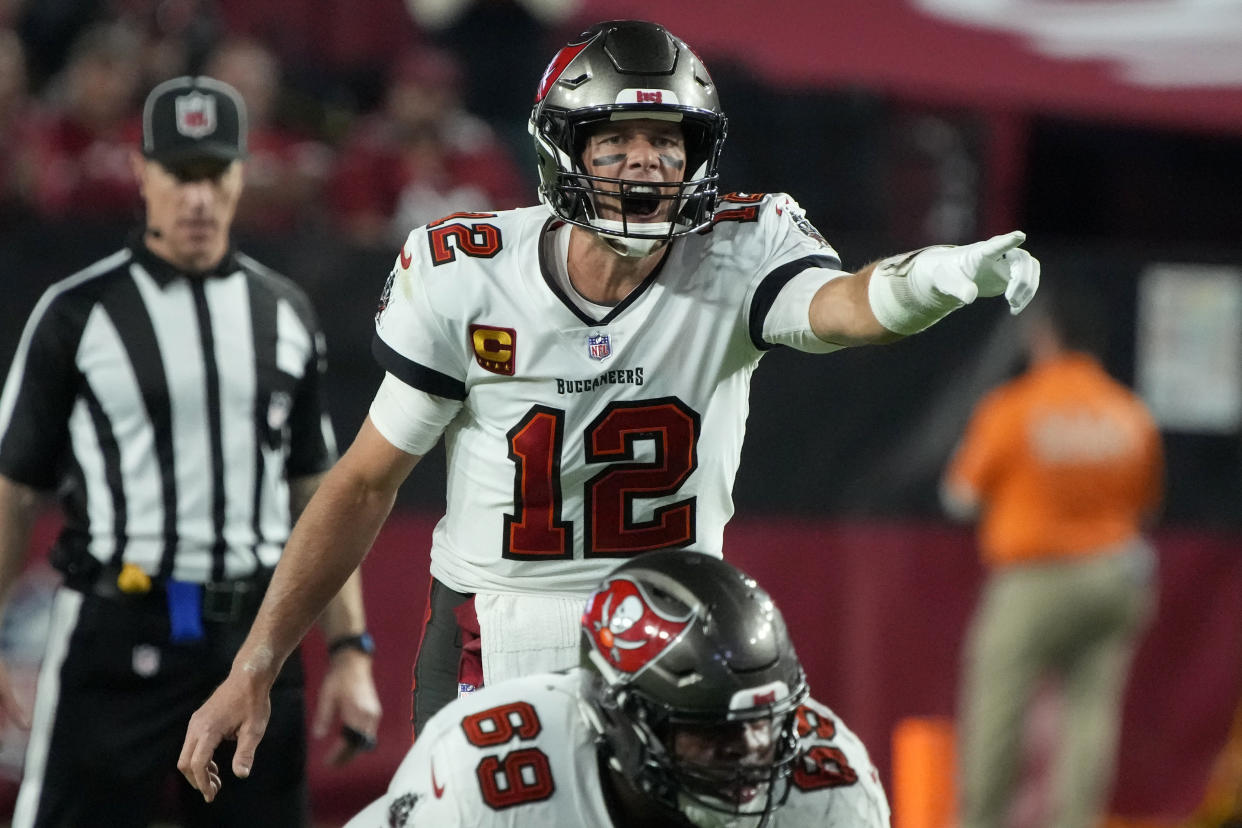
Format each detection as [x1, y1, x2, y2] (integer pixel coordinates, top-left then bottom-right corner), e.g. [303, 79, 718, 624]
[807, 262, 898, 346]
[809, 231, 1040, 346]
[178, 417, 421, 799]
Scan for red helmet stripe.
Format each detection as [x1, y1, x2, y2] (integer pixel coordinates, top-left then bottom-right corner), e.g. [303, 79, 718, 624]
[535, 40, 591, 103]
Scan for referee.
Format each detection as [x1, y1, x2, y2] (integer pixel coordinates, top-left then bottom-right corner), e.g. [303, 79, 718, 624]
[0, 76, 380, 827]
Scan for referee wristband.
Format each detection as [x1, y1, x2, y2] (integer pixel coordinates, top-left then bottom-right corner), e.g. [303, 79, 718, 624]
[328, 631, 375, 657]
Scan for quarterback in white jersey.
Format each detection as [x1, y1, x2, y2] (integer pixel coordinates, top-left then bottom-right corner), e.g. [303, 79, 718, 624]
[371, 193, 843, 597]
[180, 20, 1038, 801]
[345, 553, 891, 828]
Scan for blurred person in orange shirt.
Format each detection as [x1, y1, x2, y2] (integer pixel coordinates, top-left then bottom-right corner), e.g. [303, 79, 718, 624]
[942, 282, 1164, 828]
[24, 22, 144, 222]
[204, 37, 334, 235]
[328, 46, 527, 248]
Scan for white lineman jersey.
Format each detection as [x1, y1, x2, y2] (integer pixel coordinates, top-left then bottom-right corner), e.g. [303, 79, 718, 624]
[344, 669, 891, 827]
[374, 195, 845, 595]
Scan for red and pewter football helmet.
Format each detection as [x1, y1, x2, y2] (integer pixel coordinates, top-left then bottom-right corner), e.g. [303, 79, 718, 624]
[529, 20, 728, 257]
[581, 551, 808, 827]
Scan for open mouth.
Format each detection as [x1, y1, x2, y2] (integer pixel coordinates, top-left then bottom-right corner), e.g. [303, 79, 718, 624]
[620, 184, 667, 220]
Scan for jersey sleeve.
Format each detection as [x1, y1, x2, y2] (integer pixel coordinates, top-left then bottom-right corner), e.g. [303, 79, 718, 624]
[731, 193, 849, 353]
[346, 673, 598, 828]
[372, 229, 470, 401]
[0, 288, 85, 489]
[368, 371, 462, 456]
[781, 697, 892, 827]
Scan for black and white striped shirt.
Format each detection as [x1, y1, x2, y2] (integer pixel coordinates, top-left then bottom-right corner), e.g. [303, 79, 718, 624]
[0, 234, 337, 583]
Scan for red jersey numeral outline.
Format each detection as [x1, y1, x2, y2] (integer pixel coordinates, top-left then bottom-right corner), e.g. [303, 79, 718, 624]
[461, 702, 556, 810]
[427, 213, 503, 265]
[582, 399, 698, 556]
[791, 704, 859, 791]
[461, 701, 542, 745]
[504, 407, 573, 560]
[795, 705, 837, 741]
[703, 192, 765, 228]
[504, 398, 700, 560]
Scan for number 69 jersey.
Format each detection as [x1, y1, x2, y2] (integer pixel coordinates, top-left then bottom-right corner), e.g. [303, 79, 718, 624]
[373, 195, 846, 595]
[344, 669, 891, 827]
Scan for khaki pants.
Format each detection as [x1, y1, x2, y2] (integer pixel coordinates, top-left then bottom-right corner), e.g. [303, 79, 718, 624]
[958, 539, 1155, 828]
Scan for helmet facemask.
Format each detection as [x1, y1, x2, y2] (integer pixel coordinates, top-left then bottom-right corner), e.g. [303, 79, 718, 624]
[588, 666, 807, 828]
[650, 689, 806, 827]
[530, 20, 728, 257]
[580, 551, 810, 828]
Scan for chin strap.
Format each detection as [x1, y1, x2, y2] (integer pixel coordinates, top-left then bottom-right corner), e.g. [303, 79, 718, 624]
[601, 234, 670, 258]
[675, 792, 772, 828]
[591, 218, 675, 258]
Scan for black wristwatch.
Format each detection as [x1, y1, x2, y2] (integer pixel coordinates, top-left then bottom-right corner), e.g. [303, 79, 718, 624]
[328, 631, 375, 657]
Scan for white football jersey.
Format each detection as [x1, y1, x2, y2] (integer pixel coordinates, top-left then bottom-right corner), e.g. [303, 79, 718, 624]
[374, 195, 845, 594]
[344, 668, 891, 827]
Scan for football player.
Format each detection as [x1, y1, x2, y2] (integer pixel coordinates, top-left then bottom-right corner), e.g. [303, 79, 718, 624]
[180, 19, 1038, 799]
[344, 551, 891, 827]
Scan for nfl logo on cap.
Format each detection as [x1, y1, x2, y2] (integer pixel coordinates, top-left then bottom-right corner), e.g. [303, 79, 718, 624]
[588, 332, 611, 361]
[175, 92, 217, 138]
[142, 75, 247, 165]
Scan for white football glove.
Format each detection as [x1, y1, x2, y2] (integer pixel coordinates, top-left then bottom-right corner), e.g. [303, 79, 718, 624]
[867, 230, 1041, 335]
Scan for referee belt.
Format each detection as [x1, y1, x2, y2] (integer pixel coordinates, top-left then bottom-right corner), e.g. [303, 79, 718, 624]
[67, 564, 270, 624]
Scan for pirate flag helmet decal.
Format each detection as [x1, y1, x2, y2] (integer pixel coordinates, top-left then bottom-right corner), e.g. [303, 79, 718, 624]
[579, 551, 810, 825]
[582, 574, 694, 677]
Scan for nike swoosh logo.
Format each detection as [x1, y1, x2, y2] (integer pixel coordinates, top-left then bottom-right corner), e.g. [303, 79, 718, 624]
[399, 245, 412, 269]
[432, 764, 445, 798]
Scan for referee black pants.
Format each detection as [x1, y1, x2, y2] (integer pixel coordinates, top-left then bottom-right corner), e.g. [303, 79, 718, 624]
[14, 585, 308, 828]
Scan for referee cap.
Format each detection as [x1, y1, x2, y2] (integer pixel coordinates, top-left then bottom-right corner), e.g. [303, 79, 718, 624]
[142, 76, 247, 165]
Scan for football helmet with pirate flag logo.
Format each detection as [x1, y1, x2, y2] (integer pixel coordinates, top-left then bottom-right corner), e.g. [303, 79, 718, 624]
[529, 20, 728, 257]
[580, 551, 809, 828]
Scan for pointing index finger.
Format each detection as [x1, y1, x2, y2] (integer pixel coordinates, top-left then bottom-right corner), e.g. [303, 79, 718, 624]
[976, 230, 1026, 259]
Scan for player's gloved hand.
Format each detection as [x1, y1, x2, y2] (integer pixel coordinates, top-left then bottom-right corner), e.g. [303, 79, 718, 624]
[867, 230, 1041, 335]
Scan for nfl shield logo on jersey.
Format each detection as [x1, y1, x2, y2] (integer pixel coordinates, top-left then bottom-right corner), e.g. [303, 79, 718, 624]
[587, 332, 611, 362]
[175, 92, 217, 138]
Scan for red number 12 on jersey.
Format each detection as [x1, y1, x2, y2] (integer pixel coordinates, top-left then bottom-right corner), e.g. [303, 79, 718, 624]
[503, 398, 700, 559]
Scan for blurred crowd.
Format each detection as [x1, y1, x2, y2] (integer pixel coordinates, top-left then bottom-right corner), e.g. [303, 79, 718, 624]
[0, 0, 584, 246]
